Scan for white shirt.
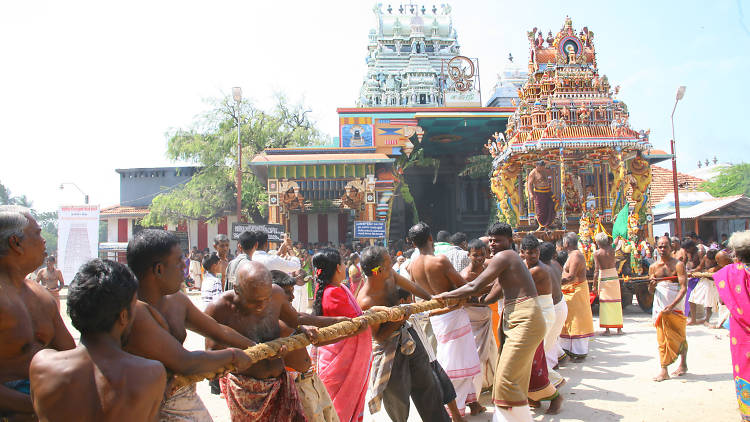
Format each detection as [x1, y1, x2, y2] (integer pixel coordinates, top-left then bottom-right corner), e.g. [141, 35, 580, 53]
[201, 273, 223, 306]
[252, 250, 301, 274]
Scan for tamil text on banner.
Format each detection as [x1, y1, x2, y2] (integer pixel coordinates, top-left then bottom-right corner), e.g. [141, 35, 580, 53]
[353, 221, 386, 239]
[232, 223, 286, 243]
[57, 205, 100, 284]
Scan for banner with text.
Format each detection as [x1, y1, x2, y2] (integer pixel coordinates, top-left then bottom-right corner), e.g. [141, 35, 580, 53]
[57, 205, 100, 285]
[353, 221, 387, 239]
[231, 223, 285, 242]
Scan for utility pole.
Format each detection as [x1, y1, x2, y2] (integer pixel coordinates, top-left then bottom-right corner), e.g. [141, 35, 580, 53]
[670, 86, 686, 238]
[233, 87, 243, 222]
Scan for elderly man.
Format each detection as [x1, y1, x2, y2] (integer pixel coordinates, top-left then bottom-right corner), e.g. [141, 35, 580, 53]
[206, 261, 346, 421]
[435, 222, 545, 422]
[408, 223, 482, 418]
[559, 232, 594, 360]
[124, 229, 256, 421]
[0, 206, 75, 420]
[271, 270, 339, 422]
[593, 233, 623, 335]
[30, 259, 166, 421]
[648, 236, 688, 382]
[36, 255, 64, 308]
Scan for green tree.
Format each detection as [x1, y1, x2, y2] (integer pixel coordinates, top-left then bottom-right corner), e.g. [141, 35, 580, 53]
[701, 163, 750, 197]
[142, 94, 324, 225]
[459, 155, 493, 178]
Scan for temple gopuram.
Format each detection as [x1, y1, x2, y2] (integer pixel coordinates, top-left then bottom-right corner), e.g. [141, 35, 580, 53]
[251, 3, 514, 245]
[488, 17, 660, 246]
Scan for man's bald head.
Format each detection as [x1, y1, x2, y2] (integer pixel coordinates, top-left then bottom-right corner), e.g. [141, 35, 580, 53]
[237, 261, 272, 289]
[235, 261, 273, 315]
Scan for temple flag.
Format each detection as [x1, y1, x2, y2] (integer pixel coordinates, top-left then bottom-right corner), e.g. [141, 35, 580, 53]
[611, 204, 629, 245]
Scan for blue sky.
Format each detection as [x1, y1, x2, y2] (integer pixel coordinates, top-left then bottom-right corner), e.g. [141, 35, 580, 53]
[1, 0, 748, 211]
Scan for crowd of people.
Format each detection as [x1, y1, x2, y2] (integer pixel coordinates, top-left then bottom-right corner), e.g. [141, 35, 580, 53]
[2, 202, 750, 422]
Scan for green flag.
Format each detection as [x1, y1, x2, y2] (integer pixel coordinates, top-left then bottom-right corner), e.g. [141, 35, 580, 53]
[611, 205, 629, 244]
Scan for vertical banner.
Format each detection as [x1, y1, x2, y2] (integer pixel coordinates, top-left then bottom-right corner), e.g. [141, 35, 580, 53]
[57, 205, 100, 285]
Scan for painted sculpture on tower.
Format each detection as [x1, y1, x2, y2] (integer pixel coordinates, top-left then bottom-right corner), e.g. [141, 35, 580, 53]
[491, 161, 522, 225]
[628, 151, 652, 221]
[578, 209, 596, 270]
[563, 172, 583, 214]
[526, 160, 557, 230]
[608, 152, 627, 215]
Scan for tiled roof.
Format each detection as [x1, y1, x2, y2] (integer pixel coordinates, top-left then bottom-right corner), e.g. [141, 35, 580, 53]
[649, 166, 705, 208]
[100, 205, 149, 217]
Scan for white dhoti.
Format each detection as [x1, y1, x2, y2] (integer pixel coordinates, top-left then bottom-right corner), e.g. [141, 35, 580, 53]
[536, 294, 564, 387]
[160, 383, 212, 422]
[465, 305, 499, 392]
[189, 261, 203, 289]
[550, 300, 568, 366]
[292, 284, 309, 313]
[492, 405, 534, 422]
[430, 308, 482, 415]
[689, 277, 719, 310]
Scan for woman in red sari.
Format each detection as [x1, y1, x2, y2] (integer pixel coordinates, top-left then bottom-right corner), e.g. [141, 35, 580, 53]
[313, 248, 372, 422]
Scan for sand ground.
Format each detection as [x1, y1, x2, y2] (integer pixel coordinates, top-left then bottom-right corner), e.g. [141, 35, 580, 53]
[57, 291, 739, 421]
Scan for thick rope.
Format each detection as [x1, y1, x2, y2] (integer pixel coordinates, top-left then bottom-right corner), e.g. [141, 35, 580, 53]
[172, 298, 452, 388]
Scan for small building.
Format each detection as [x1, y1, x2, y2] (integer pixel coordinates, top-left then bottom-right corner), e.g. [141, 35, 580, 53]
[658, 194, 750, 242]
[100, 166, 241, 254]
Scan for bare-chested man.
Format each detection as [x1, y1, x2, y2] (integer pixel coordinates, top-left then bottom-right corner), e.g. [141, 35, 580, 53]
[407, 222, 482, 417]
[36, 255, 64, 308]
[680, 239, 702, 325]
[356, 246, 452, 422]
[205, 261, 344, 421]
[526, 160, 556, 229]
[0, 205, 75, 420]
[435, 222, 545, 422]
[593, 233, 623, 335]
[30, 259, 166, 422]
[460, 239, 498, 415]
[559, 232, 594, 360]
[648, 236, 688, 382]
[213, 234, 231, 287]
[519, 235, 563, 414]
[124, 229, 256, 421]
[538, 242, 568, 377]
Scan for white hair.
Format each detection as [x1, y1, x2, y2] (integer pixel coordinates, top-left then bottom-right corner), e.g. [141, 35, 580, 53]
[0, 205, 30, 257]
[594, 232, 610, 246]
[562, 232, 578, 248]
[728, 230, 750, 263]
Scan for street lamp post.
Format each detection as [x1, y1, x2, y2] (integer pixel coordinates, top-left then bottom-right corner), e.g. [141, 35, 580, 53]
[670, 86, 686, 238]
[232, 87, 242, 223]
[59, 182, 89, 204]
